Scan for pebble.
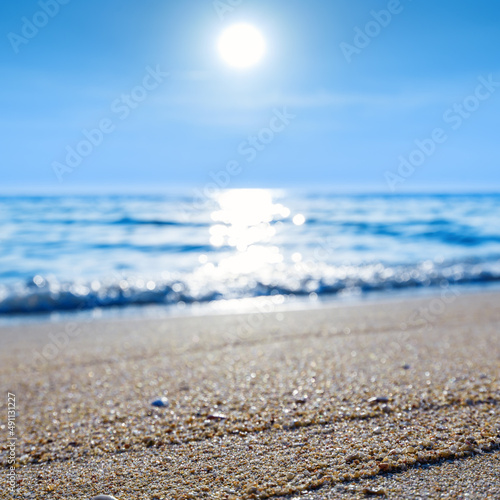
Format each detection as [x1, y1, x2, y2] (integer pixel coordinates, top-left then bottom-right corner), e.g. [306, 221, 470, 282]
[151, 397, 169, 407]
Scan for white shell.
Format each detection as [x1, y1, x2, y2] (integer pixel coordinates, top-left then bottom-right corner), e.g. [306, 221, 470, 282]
[92, 496, 118, 500]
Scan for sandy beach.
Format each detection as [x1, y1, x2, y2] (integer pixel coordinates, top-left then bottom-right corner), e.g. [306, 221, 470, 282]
[1, 291, 499, 499]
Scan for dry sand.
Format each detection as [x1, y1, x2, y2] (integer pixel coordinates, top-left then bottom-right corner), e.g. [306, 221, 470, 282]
[0, 291, 499, 499]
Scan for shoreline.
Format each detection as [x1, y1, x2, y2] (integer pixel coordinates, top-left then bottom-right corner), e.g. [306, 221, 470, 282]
[1, 290, 499, 498]
[2, 280, 499, 328]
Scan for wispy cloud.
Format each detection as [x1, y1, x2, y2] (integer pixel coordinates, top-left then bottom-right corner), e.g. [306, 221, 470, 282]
[151, 84, 466, 114]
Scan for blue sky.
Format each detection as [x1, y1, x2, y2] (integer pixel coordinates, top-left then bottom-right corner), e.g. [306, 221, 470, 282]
[1, 0, 500, 192]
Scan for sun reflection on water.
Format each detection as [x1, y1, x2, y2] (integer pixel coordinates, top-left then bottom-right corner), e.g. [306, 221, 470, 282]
[208, 189, 290, 273]
[210, 190, 289, 249]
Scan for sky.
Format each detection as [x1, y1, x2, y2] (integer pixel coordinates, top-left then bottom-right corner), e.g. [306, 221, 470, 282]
[1, 0, 500, 193]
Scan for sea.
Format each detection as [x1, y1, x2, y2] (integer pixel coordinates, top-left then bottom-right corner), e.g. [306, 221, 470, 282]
[1, 190, 499, 323]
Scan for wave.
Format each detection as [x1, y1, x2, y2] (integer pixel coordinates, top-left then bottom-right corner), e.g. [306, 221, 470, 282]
[4, 217, 208, 228]
[1, 257, 499, 315]
[111, 217, 207, 228]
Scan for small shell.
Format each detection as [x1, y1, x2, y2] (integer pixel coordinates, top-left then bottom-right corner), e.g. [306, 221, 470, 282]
[206, 413, 227, 420]
[362, 487, 387, 496]
[151, 397, 169, 407]
[367, 396, 390, 405]
[92, 496, 118, 500]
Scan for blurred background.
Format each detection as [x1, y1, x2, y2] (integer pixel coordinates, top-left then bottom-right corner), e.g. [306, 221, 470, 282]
[1, 0, 500, 320]
[2, 0, 500, 191]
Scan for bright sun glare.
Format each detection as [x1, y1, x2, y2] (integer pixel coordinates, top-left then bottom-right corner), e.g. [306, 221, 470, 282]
[218, 23, 266, 69]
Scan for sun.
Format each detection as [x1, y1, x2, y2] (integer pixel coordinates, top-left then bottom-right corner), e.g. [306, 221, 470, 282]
[218, 23, 266, 69]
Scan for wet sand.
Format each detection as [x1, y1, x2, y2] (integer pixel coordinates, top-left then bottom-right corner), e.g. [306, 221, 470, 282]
[1, 291, 499, 499]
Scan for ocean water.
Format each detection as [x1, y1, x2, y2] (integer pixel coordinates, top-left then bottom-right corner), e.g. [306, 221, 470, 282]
[1, 190, 499, 319]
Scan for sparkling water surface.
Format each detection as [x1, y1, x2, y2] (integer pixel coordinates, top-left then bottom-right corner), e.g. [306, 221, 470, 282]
[1, 190, 499, 317]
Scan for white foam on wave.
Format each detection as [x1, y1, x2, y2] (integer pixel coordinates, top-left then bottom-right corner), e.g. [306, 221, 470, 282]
[1, 257, 499, 315]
